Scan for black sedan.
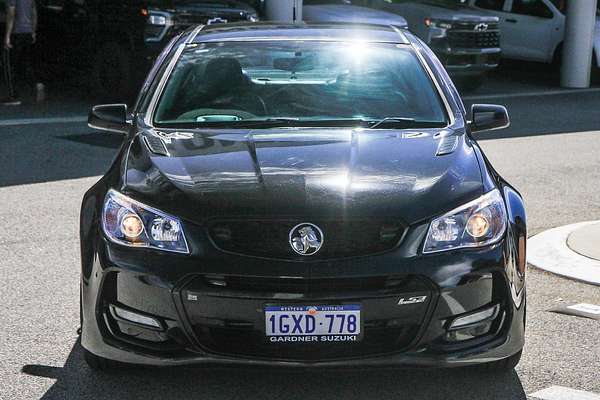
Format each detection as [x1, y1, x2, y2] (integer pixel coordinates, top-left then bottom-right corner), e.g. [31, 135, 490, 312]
[80, 22, 526, 370]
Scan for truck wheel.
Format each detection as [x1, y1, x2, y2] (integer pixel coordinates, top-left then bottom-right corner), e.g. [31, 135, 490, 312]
[552, 43, 563, 72]
[554, 46, 599, 84]
[91, 42, 133, 102]
[592, 51, 600, 84]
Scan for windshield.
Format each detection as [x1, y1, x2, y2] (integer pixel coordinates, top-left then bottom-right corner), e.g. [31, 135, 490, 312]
[153, 41, 448, 128]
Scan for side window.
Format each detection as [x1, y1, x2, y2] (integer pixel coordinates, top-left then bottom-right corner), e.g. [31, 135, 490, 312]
[135, 34, 183, 113]
[549, 0, 566, 13]
[474, 0, 505, 11]
[510, 0, 554, 18]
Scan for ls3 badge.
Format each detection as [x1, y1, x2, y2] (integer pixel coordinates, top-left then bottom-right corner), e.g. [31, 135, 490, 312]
[398, 295, 428, 305]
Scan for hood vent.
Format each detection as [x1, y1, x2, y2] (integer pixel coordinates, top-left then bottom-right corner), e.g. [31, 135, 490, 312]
[143, 135, 169, 156]
[436, 135, 458, 156]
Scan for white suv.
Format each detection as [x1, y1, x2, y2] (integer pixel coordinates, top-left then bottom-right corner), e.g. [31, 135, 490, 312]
[470, 0, 600, 70]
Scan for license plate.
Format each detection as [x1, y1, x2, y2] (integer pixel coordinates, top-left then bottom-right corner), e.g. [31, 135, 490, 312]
[265, 305, 361, 343]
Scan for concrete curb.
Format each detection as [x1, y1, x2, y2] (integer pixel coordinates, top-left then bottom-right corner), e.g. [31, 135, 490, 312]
[528, 221, 600, 286]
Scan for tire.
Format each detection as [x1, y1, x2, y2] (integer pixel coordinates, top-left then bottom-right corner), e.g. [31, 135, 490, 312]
[591, 51, 600, 85]
[554, 46, 600, 84]
[479, 350, 522, 372]
[552, 44, 563, 73]
[83, 348, 121, 371]
[91, 42, 133, 102]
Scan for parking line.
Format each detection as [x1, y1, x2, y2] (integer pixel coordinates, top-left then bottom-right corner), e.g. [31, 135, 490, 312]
[530, 386, 600, 400]
[0, 116, 87, 127]
[463, 87, 600, 101]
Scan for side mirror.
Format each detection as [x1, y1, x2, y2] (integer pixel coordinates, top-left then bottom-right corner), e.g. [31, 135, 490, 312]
[88, 104, 130, 135]
[469, 104, 510, 133]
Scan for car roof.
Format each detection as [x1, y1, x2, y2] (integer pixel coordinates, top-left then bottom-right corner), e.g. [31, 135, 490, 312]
[190, 22, 410, 44]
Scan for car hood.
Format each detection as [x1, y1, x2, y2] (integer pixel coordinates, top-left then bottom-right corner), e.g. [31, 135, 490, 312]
[384, 1, 499, 22]
[124, 129, 483, 226]
[303, 5, 408, 28]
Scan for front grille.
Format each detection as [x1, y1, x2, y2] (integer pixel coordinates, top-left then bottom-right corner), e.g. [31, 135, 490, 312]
[208, 218, 406, 260]
[180, 275, 434, 361]
[165, 13, 248, 39]
[202, 275, 424, 296]
[174, 13, 247, 26]
[447, 24, 500, 49]
[194, 323, 421, 361]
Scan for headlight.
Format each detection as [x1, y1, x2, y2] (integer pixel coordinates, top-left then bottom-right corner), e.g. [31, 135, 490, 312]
[102, 189, 189, 254]
[148, 13, 168, 26]
[246, 13, 259, 22]
[424, 18, 452, 39]
[145, 11, 171, 42]
[423, 189, 507, 254]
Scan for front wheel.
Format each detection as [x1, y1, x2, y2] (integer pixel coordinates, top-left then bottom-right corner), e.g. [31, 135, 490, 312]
[554, 47, 600, 84]
[591, 52, 600, 84]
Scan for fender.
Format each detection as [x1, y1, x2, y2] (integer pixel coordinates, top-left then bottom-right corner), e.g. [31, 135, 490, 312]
[470, 140, 527, 307]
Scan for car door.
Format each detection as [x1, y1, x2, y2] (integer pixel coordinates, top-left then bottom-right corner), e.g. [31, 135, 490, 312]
[500, 0, 560, 61]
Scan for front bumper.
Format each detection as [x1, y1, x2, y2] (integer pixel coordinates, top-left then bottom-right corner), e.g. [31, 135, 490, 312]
[433, 47, 501, 76]
[81, 221, 526, 367]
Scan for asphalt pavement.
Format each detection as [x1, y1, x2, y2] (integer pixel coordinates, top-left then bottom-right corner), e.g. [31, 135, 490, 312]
[1, 65, 599, 400]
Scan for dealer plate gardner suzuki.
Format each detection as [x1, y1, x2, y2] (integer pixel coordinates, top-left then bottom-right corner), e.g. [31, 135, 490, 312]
[80, 22, 527, 370]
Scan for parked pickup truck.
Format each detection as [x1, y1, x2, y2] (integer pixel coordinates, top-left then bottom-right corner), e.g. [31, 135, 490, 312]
[469, 0, 600, 76]
[369, 0, 502, 89]
[303, 0, 408, 28]
[144, 0, 259, 55]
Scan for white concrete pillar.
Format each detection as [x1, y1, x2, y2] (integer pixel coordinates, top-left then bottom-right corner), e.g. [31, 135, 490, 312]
[561, 0, 598, 88]
[265, 0, 303, 22]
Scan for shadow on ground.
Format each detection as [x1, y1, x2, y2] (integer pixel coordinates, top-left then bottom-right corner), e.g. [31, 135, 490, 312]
[56, 132, 124, 149]
[464, 61, 600, 140]
[0, 124, 122, 188]
[21, 339, 527, 400]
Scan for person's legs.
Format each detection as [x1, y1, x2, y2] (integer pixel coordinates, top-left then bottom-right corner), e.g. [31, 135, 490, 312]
[2, 39, 19, 104]
[15, 34, 44, 102]
[13, 34, 36, 89]
[2, 34, 44, 104]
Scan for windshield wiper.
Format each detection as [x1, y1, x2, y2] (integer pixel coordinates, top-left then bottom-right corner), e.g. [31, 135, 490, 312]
[368, 117, 416, 129]
[242, 118, 360, 127]
[242, 117, 427, 129]
[161, 117, 444, 129]
[264, 117, 300, 122]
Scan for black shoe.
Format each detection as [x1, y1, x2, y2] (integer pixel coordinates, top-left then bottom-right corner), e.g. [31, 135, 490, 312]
[0, 97, 22, 106]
